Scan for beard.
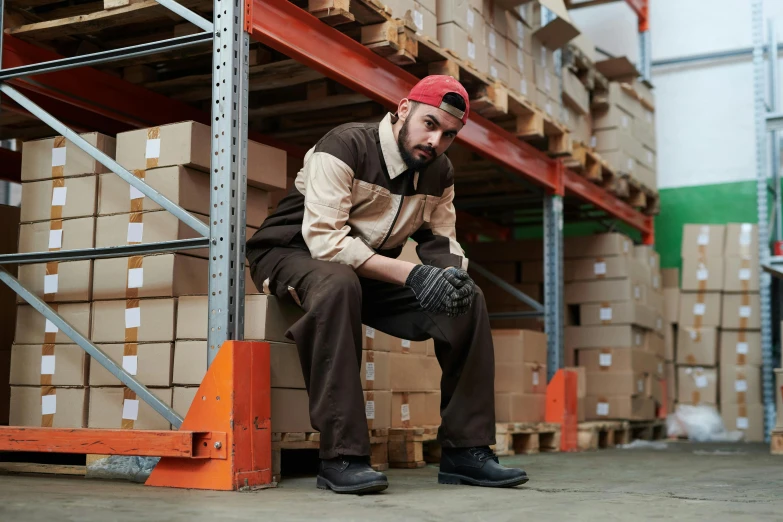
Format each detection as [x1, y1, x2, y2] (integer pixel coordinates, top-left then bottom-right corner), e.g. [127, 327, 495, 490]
[398, 118, 437, 171]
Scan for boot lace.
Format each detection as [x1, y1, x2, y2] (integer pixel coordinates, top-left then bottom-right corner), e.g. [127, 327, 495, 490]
[469, 446, 498, 462]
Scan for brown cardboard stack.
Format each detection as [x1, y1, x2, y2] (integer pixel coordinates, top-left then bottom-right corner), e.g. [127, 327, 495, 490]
[9, 133, 114, 429]
[563, 232, 659, 421]
[661, 267, 679, 415]
[492, 329, 548, 422]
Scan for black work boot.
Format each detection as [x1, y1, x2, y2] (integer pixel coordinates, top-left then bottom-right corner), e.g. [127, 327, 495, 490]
[317, 456, 389, 494]
[438, 446, 528, 487]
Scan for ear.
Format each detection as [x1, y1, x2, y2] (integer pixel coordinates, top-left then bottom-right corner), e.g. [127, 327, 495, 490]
[398, 98, 412, 120]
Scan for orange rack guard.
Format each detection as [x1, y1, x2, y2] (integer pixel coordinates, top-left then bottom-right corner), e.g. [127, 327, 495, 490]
[545, 369, 578, 452]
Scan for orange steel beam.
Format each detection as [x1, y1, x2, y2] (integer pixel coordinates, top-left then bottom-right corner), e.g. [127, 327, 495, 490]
[0, 428, 227, 459]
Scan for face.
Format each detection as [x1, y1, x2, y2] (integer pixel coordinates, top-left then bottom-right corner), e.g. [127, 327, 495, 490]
[397, 99, 463, 170]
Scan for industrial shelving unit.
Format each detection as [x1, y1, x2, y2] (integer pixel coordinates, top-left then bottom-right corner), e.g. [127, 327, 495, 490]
[0, 0, 654, 489]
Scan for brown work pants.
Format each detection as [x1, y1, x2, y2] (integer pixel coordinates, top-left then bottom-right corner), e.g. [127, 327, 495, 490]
[251, 247, 496, 459]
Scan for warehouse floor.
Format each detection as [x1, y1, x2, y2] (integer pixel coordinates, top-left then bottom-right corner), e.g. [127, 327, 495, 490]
[0, 442, 780, 521]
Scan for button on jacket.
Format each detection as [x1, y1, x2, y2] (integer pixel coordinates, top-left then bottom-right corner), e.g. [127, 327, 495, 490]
[247, 112, 468, 270]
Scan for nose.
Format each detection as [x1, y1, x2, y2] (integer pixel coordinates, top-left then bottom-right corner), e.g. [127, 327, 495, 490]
[428, 131, 442, 150]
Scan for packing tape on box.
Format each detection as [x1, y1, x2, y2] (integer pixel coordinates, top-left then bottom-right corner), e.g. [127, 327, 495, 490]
[51, 136, 67, 178]
[365, 391, 375, 429]
[41, 386, 56, 427]
[696, 261, 708, 291]
[736, 331, 748, 365]
[740, 258, 752, 293]
[145, 127, 161, 169]
[692, 291, 706, 329]
[130, 169, 146, 212]
[43, 303, 60, 341]
[365, 351, 375, 390]
[737, 404, 748, 430]
[400, 392, 411, 428]
[40, 344, 55, 386]
[401, 338, 411, 354]
[738, 291, 751, 330]
[696, 225, 710, 260]
[44, 178, 68, 301]
[122, 387, 139, 429]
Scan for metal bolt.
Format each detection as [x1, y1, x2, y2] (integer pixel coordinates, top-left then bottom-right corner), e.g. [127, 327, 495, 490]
[214, 441, 222, 450]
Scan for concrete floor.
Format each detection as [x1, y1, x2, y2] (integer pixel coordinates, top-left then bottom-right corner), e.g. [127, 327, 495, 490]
[0, 442, 781, 521]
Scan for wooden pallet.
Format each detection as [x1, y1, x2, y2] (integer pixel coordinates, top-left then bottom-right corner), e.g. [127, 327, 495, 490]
[0, 451, 90, 477]
[629, 419, 667, 442]
[492, 422, 561, 456]
[771, 430, 783, 455]
[387, 425, 439, 468]
[563, 142, 602, 182]
[271, 429, 389, 482]
[577, 421, 631, 451]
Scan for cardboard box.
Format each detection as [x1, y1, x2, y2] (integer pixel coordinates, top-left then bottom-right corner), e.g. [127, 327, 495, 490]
[425, 391, 441, 425]
[21, 133, 116, 182]
[681, 224, 725, 259]
[91, 298, 176, 343]
[437, 22, 488, 73]
[383, 0, 414, 20]
[633, 245, 660, 271]
[720, 403, 764, 442]
[565, 279, 644, 305]
[680, 257, 724, 292]
[88, 386, 172, 430]
[10, 344, 87, 386]
[10, 386, 87, 428]
[486, 25, 507, 64]
[664, 288, 679, 324]
[676, 326, 717, 366]
[585, 371, 646, 398]
[562, 69, 589, 115]
[646, 332, 666, 359]
[720, 330, 762, 367]
[664, 322, 676, 361]
[723, 257, 760, 293]
[677, 292, 722, 327]
[720, 364, 761, 405]
[18, 217, 95, 253]
[364, 390, 392, 430]
[505, 11, 533, 52]
[18, 260, 92, 303]
[436, 0, 471, 31]
[92, 254, 208, 300]
[565, 366, 587, 398]
[578, 302, 657, 330]
[391, 391, 437, 427]
[465, 239, 542, 262]
[172, 386, 198, 417]
[725, 223, 758, 259]
[585, 395, 655, 421]
[20, 175, 98, 223]
[361, 350, 390, 390]
[95, 211, 206, 257]
[530, 0, 579, 49]
[389, 353, 440, 391]
[494, 392, 545, 422]
[721, 293, 761, 330]
[491, 329, 547, 365]
[15, 303, 91, 345]
[564, 233, 633, 259]
[481, 281, 541, 311]
[177, 295, 302, 343]
[600, 150, 637, 176]
[412, 2, 437, 42]
[566, 325, 646, 351]
[116, 121, 286, 191]
[561, 106, 591, 145]
[362, 326, 429, 355]
[271, 388, 313, 432]
[496, 362, 546, 394]
[519, 260, 542, 283]
[90, 343, 172, 386]
[509, 48, 535, 94]
[576, 348, 657, 375]
[534, 63, 555, 98]
[661, 268, 679, 289]
[677, 367, 717, 405]
[489, 59, 510, 83]
[593, 104, 634, 133]
[564, 255, 647, 282]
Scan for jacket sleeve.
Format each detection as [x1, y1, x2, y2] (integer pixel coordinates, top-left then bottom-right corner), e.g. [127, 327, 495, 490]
[410, 184, 469, 270]
[301, 148, 375, 269]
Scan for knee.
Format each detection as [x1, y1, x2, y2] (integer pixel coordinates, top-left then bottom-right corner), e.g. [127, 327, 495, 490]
[317, 264, 362, 302]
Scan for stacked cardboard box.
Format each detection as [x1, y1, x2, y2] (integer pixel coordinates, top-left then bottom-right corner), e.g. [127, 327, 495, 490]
[661, 267, 679, 416]
[563, 232, 661, 421]
[492, 329, 548, 422]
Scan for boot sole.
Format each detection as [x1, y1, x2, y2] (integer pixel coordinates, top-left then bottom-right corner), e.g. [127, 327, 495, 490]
[316, 475, 388, 494]
[437, 471, 529, 488]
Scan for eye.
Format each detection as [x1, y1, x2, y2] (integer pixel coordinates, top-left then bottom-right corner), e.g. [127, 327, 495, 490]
[425, 120, 434, 128]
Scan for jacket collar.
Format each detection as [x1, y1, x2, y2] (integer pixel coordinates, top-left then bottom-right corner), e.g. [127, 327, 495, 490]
[379, 112, 409, 179]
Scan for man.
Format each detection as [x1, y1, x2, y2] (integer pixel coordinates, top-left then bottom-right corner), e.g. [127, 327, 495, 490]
[247, 76, 528, 494]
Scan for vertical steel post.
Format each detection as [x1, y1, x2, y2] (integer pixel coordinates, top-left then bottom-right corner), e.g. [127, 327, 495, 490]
[544, 195, 564, 382]
[753, 0, 776, 441]
[769, 20, 782, 243]
[208, 0, 249, 366]
[639, 30, 652, 81]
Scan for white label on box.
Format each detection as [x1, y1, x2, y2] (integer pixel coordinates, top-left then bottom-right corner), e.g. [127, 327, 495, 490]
[401, 339, 411, 348]
[599, 353, 612, 367]
[51, 147, 67, 168]
[694, 374, 708, 388]
[696, 267, 709, 281]
[740, 223, 752, 245]
[627, 158, 634, 171]
[532, 371, 539, 386]
[735, 379, 748, 392]
[693, 303, 706, 316]
[546, 102, 553, 116]
[634, 286, 641, 299]
[650, 256, 657, 268]
[41, 394, 57, 415]
[122, 399, 140, 421]
[365, 400, 375, 420]
[517, 48, 524, 70]
[122, 355, 138, 375]
[593, 261, 606, 275]
[125, 307, 141, 329]
[44, 274, 59, 294]
[130, 185, 145, 200]
[737, 417, 749, 430]
[739, 268, 751, 281]
[545, 73, 551, 92]
[413, 10, 423, 30]
[636, 333, 642, 346]
[127, 222, 144, 244]
[657, 317, 662, 330]
[697, 226, 710, 245]
[400, 403, 410, 422]
[689, 329, 698, 340]
[48, 229, 63, 250]
[540, 47, 546, 67]
[520, 79, 528, 96]
[739, 306, 752, 318]
[40, 355, 55, 375]
[647, 151, 653, 164]
[637, 379, 644, 393]
[127, 267, 144, 289]
[517, 21, 525, 41]
[489, 31, 496, 51]
[621, 115, 629, 128]
[365, 362, 375, 381]
[659, 362, 664, 374]
[624, 241, 630, 253]
[490, 65, 498, 78]
[365, 327, 375, 339]
[596, 402, 609, 416]
[737, 342, 749, 354]
[467, 41, 476, 60]
[51, 187, 67, 207]
[600, 307, 612, 321]
[145, 138, 161, 159]
[467, 9, 475, 29]
[45, 319, 58, 334]
[653, 275, 660, 289]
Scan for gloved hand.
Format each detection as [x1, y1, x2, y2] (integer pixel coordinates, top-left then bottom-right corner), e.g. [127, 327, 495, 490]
[405, 265, 461, 315]
[442, 268, 476, 316]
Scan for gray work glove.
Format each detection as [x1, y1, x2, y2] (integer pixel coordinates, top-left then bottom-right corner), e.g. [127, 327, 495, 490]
[442, 268, 476, 316]
[406, 265, 475, 317]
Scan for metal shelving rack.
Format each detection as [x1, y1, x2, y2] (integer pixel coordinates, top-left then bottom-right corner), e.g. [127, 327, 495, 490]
[0, 0, 655, 489]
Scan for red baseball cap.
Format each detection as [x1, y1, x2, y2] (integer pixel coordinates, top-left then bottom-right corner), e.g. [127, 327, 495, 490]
[407, 75, 470, 125]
